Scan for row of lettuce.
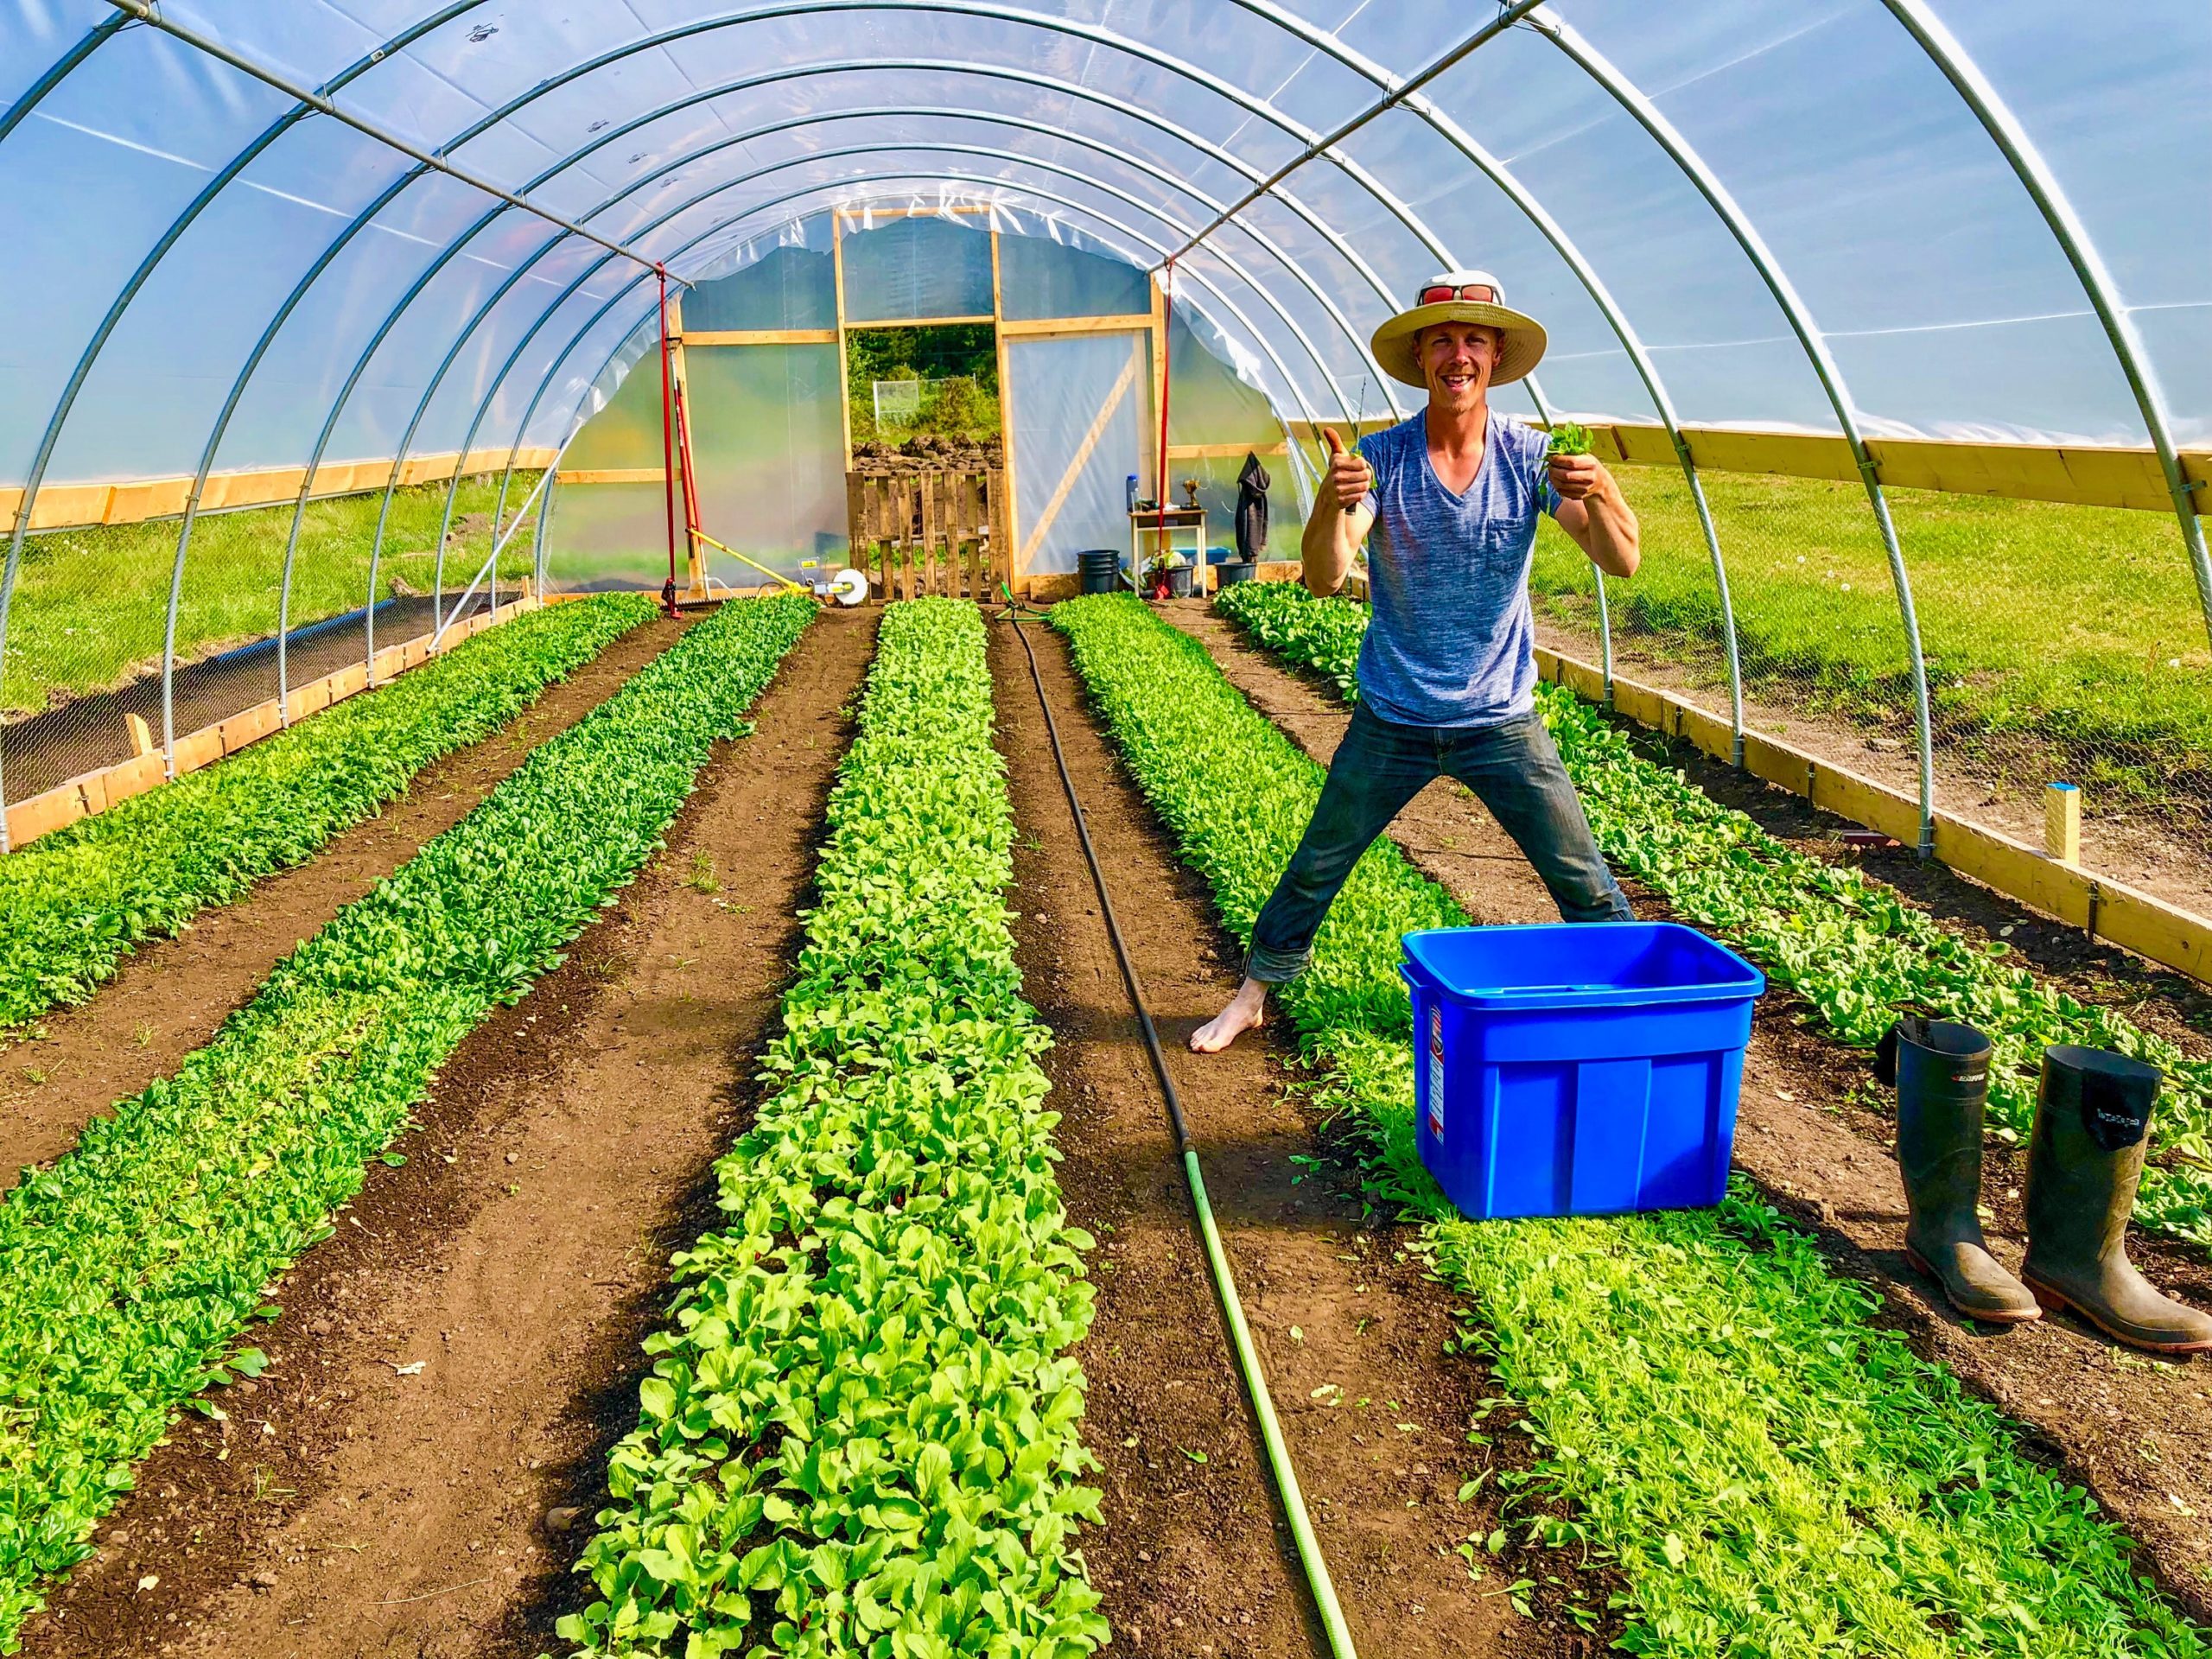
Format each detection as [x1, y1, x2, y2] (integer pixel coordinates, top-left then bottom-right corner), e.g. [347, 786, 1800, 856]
[1213, 580, 2212, 1245]
[558, 599, 1108, 1657]
[1053, 593, 2200, 1657]
[0, 594, 658, 1034]
[0, 595, 812, 1647]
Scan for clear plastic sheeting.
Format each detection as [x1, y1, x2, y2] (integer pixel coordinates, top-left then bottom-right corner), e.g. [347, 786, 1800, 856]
[685, 343, 847, 582]
[842, 216, 995, 323]
[1, 0, 2209, 890]
[1006, 331, 1148, 578]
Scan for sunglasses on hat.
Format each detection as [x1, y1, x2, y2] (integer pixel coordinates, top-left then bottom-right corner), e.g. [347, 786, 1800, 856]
[1417, 282, 1499, 306]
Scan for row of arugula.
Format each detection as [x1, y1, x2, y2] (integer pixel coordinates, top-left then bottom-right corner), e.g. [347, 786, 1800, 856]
[0, 593, 658, 1033]
[1212, 580, 2212, 1245]
[559, 599, 1108, 1658]
[0, 594, 813, 1648]
[1052, 593, 2201, 1657]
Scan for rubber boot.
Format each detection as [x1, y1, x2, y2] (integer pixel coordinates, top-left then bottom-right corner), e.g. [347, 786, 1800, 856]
[2023, 1045, 2212, 1356]
[1876, 1015, 2040, 1323]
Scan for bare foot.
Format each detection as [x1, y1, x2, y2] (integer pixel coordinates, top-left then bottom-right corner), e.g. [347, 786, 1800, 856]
[1191, 977, 1268, 1053]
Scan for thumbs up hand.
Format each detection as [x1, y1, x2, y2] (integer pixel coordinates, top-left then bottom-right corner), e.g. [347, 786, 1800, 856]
[1321, 427, 1373, 512]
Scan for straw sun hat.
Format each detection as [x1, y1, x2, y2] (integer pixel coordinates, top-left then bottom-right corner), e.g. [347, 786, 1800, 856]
[1370, 269, 1548, 390]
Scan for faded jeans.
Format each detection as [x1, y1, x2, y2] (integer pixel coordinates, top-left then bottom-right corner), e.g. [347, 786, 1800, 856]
[1245, 701, 1631, 983]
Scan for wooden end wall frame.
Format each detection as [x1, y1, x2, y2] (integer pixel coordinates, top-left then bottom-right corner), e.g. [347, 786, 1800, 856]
[827, 206, 1168, 600]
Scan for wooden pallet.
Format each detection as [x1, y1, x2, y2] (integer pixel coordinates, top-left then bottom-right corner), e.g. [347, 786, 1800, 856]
[844, 467, 1008, 602]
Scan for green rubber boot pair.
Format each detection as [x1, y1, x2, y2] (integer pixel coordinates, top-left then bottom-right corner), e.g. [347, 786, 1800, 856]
[2022, 1046, 2212, 1357]
[1878, 1017, 2041, 1324]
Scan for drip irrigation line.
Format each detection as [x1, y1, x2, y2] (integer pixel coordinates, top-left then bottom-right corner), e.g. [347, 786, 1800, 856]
[1002, 611, 1357, 1659]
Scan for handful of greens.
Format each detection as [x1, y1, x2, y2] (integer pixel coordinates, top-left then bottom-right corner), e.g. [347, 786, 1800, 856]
[1547, 420, 1593, 456]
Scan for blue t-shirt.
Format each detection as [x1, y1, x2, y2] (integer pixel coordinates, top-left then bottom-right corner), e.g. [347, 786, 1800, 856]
[1354, 412, 1562, 728]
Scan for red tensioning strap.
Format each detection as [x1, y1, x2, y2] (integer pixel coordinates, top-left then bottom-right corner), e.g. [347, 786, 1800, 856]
[656, 265, 678, 611]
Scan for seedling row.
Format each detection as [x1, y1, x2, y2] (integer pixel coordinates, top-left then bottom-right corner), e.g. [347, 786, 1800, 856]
[1053, 593, 2202, 1656]
[562, 598, 1105, 1656]
[0, 591, 2202, 1656]
[0, 594, 656, 1033]
[0, 594, 810, 1643]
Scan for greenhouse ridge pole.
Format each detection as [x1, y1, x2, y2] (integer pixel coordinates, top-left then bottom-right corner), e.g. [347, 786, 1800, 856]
[102, 0, 673, 280]
[1156, 0, 1549, 267]
[1879, 0, 2212, 653]
[1534, 14, 1938, 855]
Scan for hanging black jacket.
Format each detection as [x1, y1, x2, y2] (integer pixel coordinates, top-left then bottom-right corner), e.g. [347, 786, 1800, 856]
[1235, 451, 1270, 563]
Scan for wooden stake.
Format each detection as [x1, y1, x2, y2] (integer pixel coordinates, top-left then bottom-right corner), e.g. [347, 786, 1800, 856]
[2046, 781, 2082, 865]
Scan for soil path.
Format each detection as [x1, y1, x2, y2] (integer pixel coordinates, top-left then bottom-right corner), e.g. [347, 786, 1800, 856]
[1166, 601, 2212, 1615]
[993, 619, 1594, 1658]
[23, 607, 879, 1659]
[0, 615, 686, 1194]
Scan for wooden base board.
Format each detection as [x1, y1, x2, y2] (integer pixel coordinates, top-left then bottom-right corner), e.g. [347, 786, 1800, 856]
[3, 597, 540, 854]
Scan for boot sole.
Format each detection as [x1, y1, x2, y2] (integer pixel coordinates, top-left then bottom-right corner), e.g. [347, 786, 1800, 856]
[2024, 1273, 2212, 1357]
[1903, 1243, 2041, 1325]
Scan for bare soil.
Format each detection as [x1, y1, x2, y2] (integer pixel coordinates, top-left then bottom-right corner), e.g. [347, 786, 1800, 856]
[20, 607, 879, 1658]
[1169, 601, 2212, 1619]
[993, 619, 1599, 1657]
[0, 615, 686, 1197]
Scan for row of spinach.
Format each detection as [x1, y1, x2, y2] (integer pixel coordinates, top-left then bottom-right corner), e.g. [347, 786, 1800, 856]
[1212, 580, 2212, 1244]
[0, 595, 810, 1648]
[1053, 593, 2200, 1658]
[560, 598, 1106, 1657]
[0, 594, 658, 1033]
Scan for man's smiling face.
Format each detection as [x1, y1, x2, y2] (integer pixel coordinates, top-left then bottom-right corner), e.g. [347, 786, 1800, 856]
[1417, 321, 1503, 414]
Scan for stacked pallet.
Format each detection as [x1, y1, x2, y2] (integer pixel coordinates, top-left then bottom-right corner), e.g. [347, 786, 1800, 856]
[844, 467, 1009, 601]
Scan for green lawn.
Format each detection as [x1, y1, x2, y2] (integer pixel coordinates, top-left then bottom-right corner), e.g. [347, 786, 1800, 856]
[3, 476, 542, 718]
[1530, 464, 2212, 811]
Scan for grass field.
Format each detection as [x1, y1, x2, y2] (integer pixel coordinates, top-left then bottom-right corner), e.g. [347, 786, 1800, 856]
[3, 475, 542, 718]
[1529, 463, 2212, 812]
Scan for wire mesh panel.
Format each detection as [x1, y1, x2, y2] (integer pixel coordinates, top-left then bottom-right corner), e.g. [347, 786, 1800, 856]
[1530, 456, 1737, 704]
[0, 518, 178, 804]
[1585, 463, 1923, 779]
[1881, 487, 2212, 910]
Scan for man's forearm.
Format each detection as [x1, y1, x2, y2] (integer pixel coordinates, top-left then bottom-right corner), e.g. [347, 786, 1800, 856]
[1577, 474, 1639, 578]
[1300, 502, 1358, 594]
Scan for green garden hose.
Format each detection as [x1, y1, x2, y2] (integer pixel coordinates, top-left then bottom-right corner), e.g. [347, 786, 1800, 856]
[1006, 612, 1359, 1659]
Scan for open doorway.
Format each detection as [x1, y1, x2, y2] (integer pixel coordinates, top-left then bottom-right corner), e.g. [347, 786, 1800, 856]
[845, 322, 1003, 464]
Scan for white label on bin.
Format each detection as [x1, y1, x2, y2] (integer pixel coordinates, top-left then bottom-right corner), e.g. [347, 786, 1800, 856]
[1427, 1006, 1445, 1140]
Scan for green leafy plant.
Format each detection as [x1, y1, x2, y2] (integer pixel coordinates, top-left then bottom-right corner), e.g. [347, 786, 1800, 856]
[0, 594, 656, 1034]
[1054, 592, 2202, 1657]
[558, 600, 1105, 1659]
[1213, 579, 2212, 1242]
[1545, 422, 1593, 457]
[0, 595, 810, 1648]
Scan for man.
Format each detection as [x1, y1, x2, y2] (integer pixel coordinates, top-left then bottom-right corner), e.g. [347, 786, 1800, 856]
[1192, 270, 1641, 1053]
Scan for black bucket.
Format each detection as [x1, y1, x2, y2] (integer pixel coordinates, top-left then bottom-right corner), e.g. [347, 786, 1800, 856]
[1078, 549, 1122, 595]
[1214, 557, 1257, 586]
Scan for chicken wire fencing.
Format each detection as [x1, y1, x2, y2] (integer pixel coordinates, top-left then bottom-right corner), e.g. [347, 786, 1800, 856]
[1528, 458, 2212, 916]
[0, 470, 544, 827]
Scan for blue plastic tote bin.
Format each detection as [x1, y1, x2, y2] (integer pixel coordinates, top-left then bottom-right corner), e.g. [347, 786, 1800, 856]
[1401, 923, 1764, 1219]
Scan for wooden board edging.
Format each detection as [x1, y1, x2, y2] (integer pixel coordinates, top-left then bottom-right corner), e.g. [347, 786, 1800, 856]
[1532, 645, 2212, 988]
[3, 596, 540, 854]
[1281, 421, 2209, 514]
[3, 449, 560, 535]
